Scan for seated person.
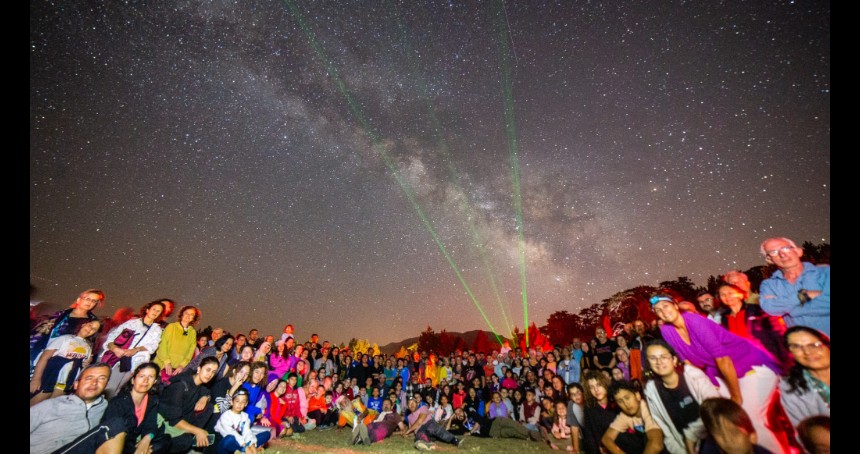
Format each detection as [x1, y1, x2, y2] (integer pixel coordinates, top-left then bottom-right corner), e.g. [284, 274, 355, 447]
[445, 405, 544, 442]
[396, 396, 463, 450]
[159, 356, 218, 452]
[29, 319, 102, 406]
[601, 380, 664, 454]
[350, 398, 405, 445]
[30, 363, 126, 454]
[214, 388, 270, 454]
[102, 362, 171, 454]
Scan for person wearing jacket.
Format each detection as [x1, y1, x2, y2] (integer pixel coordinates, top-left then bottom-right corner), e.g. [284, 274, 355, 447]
[102, 362, 171, 453]
[30, 363, 126, 454]
[158, 356, 218, 452]
[101, 301, 165, 398]
[642, 340, 723, 454]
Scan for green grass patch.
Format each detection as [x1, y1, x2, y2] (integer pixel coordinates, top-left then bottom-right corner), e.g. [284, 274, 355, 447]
[261, 427, 554, 453]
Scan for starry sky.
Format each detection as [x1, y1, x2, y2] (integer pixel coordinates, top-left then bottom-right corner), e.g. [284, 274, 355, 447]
[30, 1, 829, 346]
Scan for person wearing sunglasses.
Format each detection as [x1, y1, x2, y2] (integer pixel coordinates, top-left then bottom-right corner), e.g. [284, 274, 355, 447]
[759, 237, 830, 337]
[649, 293, 787, 453]
[779, 326, 830, 433]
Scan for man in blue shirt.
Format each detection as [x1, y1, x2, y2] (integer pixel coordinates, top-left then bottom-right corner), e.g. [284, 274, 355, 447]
[759, 237, 830, 336]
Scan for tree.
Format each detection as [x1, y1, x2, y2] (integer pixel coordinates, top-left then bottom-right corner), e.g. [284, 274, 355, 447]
[452, 336, 467, 354]
[418, 325, 440, 353]
[438, 329, 458, 356]
[657, 276, 703, 303]
[472, 330, 493, 354]
[542, 310, 580, 345]
[352, 338, 370, 355]
[802, 241, 830, 265]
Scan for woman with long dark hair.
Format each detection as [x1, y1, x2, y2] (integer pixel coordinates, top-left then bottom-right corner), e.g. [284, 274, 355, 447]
[103, 362, 171, 453]
[642, 339, 722, 454]
[779, 326, 830, 430]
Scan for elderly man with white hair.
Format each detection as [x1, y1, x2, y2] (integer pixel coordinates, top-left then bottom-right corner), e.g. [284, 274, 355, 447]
[758, 237, 830, 336]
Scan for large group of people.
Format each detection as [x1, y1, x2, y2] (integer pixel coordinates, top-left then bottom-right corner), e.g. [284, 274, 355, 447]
[29, 236, 830, 453]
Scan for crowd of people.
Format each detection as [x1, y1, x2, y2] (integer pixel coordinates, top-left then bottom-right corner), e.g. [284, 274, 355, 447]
[29, 236, 829, 454]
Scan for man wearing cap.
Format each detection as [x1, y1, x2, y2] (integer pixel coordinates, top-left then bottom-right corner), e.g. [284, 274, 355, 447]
[758, 237, 830, 336]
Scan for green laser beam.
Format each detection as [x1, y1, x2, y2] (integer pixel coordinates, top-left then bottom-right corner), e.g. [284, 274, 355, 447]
[386, 0, 515, 339]
[495, 0, 529, 346]
[286, 0, 503, 345]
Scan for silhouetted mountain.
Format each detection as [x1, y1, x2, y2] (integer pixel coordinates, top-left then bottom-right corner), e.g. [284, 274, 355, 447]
[378, 329, 504, 355]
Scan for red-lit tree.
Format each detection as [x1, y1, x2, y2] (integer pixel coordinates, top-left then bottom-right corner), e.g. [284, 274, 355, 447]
[418, 325, 440, 353]
[472, 330, 495, 354]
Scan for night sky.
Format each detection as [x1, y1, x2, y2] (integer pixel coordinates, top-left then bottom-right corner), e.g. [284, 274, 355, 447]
[30, 1, 829, 346]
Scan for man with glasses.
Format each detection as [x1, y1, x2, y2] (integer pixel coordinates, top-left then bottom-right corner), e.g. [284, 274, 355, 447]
[696, 291, 722, 324]
[759, 237, 830, 336]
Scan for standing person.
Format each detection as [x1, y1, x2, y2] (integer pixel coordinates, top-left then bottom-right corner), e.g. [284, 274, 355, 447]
[30, 319, 102, 406]
[30, 363, 127, 454]
[718, 283, 791, 372]
[228, 334, 247, 367]
[642, 340, 722, 454]
[158, 356, 218, 452]
[246, 329, 263, 351]
[723, 270, 760, 306]
[102, 362, 171, 454]
[696, 291, 722, 324]
[154, 305, 201, 384]
[592, 328, 618, 372]
[650, 293, 787, 453]
[101, 300, 166, 398]
[758, 237, 830, 336]
[779, 327, 830, 430]
[30, 288, 104, 378]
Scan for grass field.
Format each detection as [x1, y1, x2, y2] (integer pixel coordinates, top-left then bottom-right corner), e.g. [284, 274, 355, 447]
[260, 427, 558, 453]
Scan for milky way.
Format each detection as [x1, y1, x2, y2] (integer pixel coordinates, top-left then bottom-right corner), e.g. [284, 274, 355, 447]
[30, 1, 830, 345]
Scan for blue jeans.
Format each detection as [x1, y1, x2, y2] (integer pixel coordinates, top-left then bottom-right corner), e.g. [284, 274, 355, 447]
[216, 431, 271, 454]
[415, 420, 458, 445]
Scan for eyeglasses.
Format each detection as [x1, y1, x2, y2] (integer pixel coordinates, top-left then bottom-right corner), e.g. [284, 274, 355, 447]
[787, 342, 826, 353]
[647, 355, 672, 363]
[765, 245, 796, 256]
[79, 296, 103, 305]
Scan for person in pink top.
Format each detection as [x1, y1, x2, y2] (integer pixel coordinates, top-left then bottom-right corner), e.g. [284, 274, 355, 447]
[650, 293, 787, 454]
